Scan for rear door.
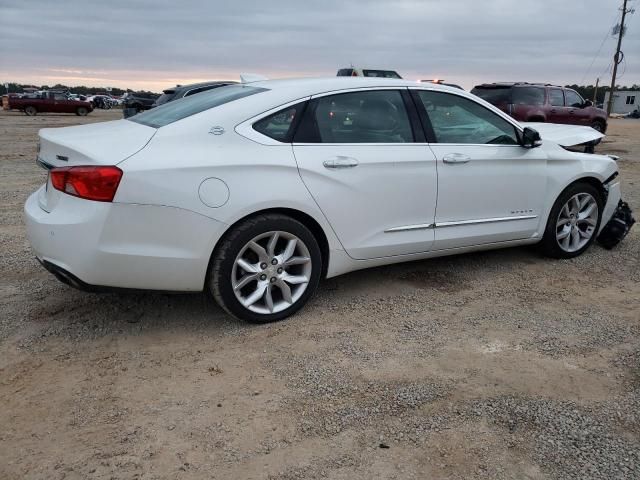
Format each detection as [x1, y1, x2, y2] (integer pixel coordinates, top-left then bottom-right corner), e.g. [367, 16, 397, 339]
[547, 88, 566, 123]
[411, 88, 548, 250]
[292, 88, 438, 259]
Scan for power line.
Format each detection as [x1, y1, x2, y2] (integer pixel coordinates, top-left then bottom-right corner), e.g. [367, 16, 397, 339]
[581, 11, 620, 84]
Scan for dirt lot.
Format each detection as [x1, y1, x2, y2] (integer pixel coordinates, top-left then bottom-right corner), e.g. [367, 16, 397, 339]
[1, 109, 639, 480]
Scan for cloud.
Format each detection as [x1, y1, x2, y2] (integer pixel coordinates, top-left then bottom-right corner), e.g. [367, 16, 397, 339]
[1, 0, 638, 90]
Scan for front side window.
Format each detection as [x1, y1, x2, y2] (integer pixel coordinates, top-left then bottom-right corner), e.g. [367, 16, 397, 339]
[564, 90, 583, 108]
[295, 90, 413, 143]
[129, 84, 267, 128]
[512, 87, 545, 105]
[549, 89, 564, 107]
[417, 90, 519, 145]
[253, 104, 302, 142]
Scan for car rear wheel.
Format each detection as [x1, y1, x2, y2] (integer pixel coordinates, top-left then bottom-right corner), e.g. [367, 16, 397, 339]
[539, 182, 603, 258]
[76, 107, 89, 116]
[24, 106, 37, 116]
[209, 214, 322, 323]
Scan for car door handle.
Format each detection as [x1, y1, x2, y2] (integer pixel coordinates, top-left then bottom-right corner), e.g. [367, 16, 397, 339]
[442, 153, 471, 164]
[323, 156, 359, 169]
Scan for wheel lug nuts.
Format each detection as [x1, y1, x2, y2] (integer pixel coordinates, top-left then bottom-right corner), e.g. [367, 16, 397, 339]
[260, 274, 267, 281]
[271, 258, 278, 265]
[277, 267, 283, 274]
[270, 277, 276, 283]
[260, 263, 267, 269]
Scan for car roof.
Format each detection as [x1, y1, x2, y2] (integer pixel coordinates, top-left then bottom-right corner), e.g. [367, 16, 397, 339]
[248, 76, 460, 96]
[473, 82, 561, 88]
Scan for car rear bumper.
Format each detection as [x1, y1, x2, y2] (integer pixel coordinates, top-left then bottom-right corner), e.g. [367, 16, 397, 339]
[25, 187, 227, 291]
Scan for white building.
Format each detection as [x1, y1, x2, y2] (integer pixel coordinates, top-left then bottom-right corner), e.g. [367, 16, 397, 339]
[604, 90, 638, 114]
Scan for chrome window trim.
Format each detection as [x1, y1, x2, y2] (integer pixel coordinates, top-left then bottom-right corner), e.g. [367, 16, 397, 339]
[384, 223, 434, 233]
[436, 215, 538, 228]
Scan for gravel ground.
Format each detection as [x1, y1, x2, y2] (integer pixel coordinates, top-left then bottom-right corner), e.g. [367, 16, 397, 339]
[0, 109, 639, 479]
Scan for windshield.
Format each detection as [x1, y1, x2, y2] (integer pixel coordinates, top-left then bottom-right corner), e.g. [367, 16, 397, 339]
[129, 84, 267, 128]
[471, 87, 511, 104]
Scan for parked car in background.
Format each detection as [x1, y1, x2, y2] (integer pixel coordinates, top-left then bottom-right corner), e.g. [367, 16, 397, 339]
[152, 81, 237, 107]
[471, 83, 608, 132]
[2, 90, 93, 116]
[421, 79, 464, 90]
[122, 91, 159, 116]
[25, 77, 626, 323]
[337, 67, 402, 78]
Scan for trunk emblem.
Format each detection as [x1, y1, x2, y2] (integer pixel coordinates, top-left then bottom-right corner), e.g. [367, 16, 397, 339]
[209, 126, 225, 135]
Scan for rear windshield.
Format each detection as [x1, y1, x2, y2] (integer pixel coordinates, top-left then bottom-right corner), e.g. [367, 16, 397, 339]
[512, 86, 545, 105]
[154, 90, 177, 106]
[129, 84, 267, 128]
[337, 69, 354, 77]
[362, 69, 402, 79]
[471, 86, 511, 104]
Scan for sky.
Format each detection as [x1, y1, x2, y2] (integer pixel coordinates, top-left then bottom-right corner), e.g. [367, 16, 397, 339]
[1, 0, 638, 92]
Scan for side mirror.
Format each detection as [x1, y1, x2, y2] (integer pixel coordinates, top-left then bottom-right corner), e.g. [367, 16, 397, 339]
[521, 127, 542, 148]
[583, 100, 593, 108]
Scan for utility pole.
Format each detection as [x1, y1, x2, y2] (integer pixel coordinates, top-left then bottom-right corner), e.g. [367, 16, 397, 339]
[593, 77, 599, 103]
[607, 0, 632, 116]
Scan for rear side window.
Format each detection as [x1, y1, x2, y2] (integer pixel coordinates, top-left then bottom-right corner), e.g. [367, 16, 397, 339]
[253, 104, 304, 142]
[129, 85, 267, 128]
[512, 87, 545, 105]
[337, 69, 354, 77]
[549, 89, 564, 107]
[295, 90, 413, 143]
[471, 87, 511, 104]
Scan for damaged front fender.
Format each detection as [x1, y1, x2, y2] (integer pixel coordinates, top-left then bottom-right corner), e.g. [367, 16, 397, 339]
[520, 122, 605, 149]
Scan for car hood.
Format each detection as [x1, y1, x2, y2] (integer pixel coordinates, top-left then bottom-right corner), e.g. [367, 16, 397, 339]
[520, 122, 604, 147]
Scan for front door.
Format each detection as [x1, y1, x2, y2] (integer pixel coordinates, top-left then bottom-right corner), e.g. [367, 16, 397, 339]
[564, 89, 591, 126]
[292, 89, 438, 260]
[412, 88, 548, 250]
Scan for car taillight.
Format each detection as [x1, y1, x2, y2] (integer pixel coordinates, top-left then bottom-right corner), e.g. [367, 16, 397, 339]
[50, 166, 123, 202]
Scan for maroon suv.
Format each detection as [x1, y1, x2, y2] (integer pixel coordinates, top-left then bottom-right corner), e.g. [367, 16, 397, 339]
[471, 83, 608, 133]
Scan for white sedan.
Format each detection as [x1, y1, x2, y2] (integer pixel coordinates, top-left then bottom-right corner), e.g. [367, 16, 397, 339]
[25, 77, 623, 322]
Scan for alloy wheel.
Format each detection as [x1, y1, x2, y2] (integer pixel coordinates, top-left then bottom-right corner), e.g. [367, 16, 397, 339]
[556, 193, 599, 253]
[231, 231, 312, 314]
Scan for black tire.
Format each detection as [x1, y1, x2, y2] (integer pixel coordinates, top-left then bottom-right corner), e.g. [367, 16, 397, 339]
[539, 182, 604, 259]
[24, 106, 37, 116]
[76, 107, 89, 116]
[590, 120, 605, 134]
[209, 214, 322, 323]
[528, 117, 545, 122]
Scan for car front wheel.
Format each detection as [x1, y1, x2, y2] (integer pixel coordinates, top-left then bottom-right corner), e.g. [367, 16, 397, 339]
[540, 182, 603, 258]
[209, 214, 322, 323]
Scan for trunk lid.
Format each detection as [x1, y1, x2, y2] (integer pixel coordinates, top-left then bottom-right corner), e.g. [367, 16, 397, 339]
[37, 119, 156, 212]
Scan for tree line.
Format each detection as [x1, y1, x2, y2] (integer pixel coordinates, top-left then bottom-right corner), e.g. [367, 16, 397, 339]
[2, 81, 639, 102]
[0, 83, 158, 96]
[568, 84, 640, 104]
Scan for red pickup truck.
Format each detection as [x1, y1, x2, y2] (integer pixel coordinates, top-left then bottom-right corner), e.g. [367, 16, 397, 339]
[2, 91, 93, 116]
